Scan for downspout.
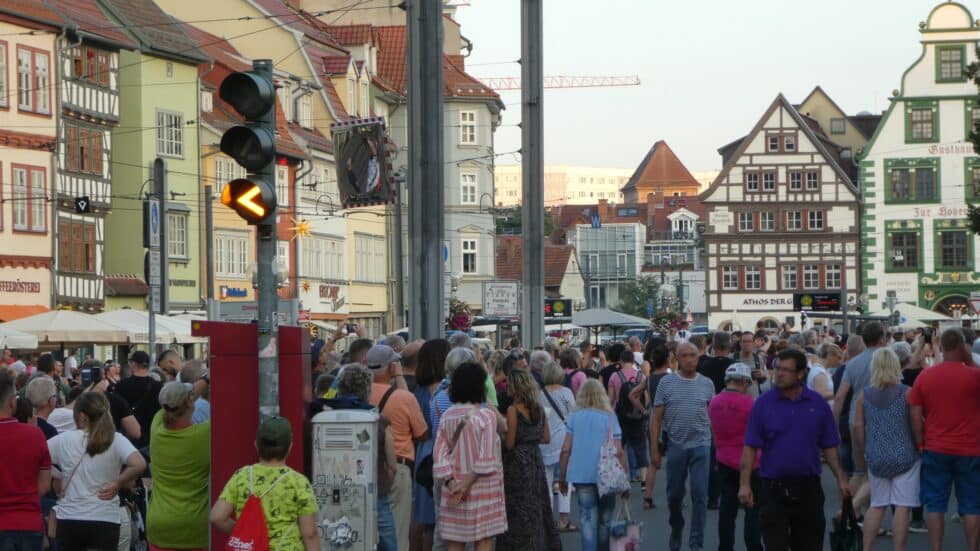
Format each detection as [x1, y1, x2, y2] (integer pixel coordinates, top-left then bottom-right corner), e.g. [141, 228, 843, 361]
[196, 68, 208, 308]
[293, 157, 311, 304]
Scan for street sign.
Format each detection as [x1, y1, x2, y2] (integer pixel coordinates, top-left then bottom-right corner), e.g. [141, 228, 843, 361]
[147, 250, 161, 286]
[483, 281, 520, 317]
[544, 298, 572, 319]
[590, 213, 601, 229]
[150, 287, 161, 313]
[971, 291, 980, 315]
[646, 301, 654, 317]
[793, 292, 843, 312]
[74, 196, 91, 214]
[214, 298, 299, 326]
[146, 198, 161, 249]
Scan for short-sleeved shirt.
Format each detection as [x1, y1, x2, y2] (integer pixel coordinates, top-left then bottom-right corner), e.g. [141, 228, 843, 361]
[653, 372, 715, 449]
[219, 465, 317, 551]
[708, 391, 757, 470]
[607, 366, 640, 409]
[908, 361, 980, 456]
[841, 347, 878, 425]
[565, 409, 621, 485]
[48, 430, 138, 523]
[0, 417, 51, 532]
[698, 356, 734, 395]
[113, 375, 162, 448]
[147, 411, 211, 548]
[744, 387, 840, 479]
[371, 383, 427, 461]
[563, 369, 587, 396]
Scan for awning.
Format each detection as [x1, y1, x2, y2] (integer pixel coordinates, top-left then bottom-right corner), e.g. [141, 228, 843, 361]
[310, 320, 338, 333]
[0, 304, 49, 323]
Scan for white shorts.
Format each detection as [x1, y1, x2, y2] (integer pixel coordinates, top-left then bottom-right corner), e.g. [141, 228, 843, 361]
[870, 460, 921, 508]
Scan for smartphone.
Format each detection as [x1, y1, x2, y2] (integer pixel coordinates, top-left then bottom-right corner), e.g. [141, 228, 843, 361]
[923, 330, 933, 345]
[346, 323, 358, 334]
[82, 366, 103, 386]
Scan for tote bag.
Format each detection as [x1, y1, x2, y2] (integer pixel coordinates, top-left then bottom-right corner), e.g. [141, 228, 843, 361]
[596, 415, 630, 497]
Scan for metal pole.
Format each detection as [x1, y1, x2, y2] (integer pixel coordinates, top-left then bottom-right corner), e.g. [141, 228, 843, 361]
[252, 59, 279, 418]
[393, 171, 405, 329]
[153, 159, 168, 363]
[521, 0, 544, 348]
[205, 184, 215, 302]
[407, 0, 445, 340]
[678, 265, 684, 313]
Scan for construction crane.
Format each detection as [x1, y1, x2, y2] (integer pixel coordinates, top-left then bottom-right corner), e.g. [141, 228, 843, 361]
[476, 75, 641, 91]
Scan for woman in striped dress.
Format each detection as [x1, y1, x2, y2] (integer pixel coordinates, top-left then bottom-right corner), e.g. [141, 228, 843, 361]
[433, 362, 508, 550]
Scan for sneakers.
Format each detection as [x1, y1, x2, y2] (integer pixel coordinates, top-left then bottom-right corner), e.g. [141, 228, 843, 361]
[909, 520, 927, 533]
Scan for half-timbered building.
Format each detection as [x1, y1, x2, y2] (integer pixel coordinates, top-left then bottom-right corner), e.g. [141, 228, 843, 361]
[701, 94, 861, 331]
[47, 0, 136, 312]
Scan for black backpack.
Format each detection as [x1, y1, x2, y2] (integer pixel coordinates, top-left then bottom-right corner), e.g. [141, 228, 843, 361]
[614, 370, 645, 422]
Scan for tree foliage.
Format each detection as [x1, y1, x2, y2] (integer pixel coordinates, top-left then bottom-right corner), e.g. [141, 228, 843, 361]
[495, 205, 556, 236]
[964, 49, 980, 234]
[614, 275, 661, 318]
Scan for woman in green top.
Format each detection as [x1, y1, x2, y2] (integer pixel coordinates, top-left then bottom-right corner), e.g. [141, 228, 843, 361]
[211, 417, 320, 551]
[147, 377, 211, 550]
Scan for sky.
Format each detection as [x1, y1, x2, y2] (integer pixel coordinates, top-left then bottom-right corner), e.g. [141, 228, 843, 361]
[454, 0, 950, 172]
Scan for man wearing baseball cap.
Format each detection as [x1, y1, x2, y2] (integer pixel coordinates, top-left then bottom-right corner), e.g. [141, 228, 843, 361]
[114, 350, 162, 448]
[366, 344, 427, 551]
[708, 363, 762, 551]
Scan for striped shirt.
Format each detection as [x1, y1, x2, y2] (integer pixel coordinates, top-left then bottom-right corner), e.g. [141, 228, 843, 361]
[653, 372, 714, 449]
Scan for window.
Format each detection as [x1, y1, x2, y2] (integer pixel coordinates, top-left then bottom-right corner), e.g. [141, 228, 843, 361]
[276, 241, 290, 273]
[937, 45, 966, 82]
[830, 118, 846, 135]
[303, 235, 345, 280]
[215, 157, 245, 194]
[361, 82, 369, 116]
[745, 266, 761, 289]
[971, 165, 980, 197]
[214, 232, 249, 278]
[808, 210, 824, 230]
[889, 231, 919, 271]
[786, 211, 802, 231]
[789, 171, 802, 191]
[71, 46, 110, 86]
[156, 110, 183, 158]
[738, 212, 753, 232]
[298, 94, 313, 128]
[767, 136, 779, 152]
[347, 77, 356, 114]
[201, 90, 212, 113]
[64, 123, 103, 176]
[17, 48, 30, 110]
[887, 159, 939, 202]
[783, 135, 795, 152]
[462, 239, 477, 274]
[744, 172, 759, 191]
[459, 111, 476, 145]
[806, 170, 819, 191]
[762, 171, 776, 192]
[589, 285, 606, 308]
[11, 166, 45, 232]
[354, 233, 384, 282]
[460, 172, 477, 204]
[803, 264, 820, 289]
[722, 266, 738, 290]
[760, 211, 775, 231]
[908, 107, 936, 142]
[276, 165, 289, 207]
[167, 212, 188, 259]
[0, 42, 6, 107]
[16, 47, 50, 114]
[782, 265, 797, 290]
[58, 219, 96, 274]
[276, 81, 291, 121]
[826, 264, 841, 289]
[939, 230, 970, 269]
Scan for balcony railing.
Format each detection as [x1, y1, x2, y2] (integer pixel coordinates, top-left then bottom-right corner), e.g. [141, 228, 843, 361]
[648, 230, 697, 241]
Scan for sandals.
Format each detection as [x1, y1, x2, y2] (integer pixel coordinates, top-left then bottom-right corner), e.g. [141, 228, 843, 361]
[643, 498, 656, 509]
[557, 520, 580, 532]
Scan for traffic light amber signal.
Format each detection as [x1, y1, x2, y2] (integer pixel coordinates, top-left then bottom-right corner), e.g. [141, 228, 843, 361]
[221, 178, 275, 223]
[218, 60, 278, 224]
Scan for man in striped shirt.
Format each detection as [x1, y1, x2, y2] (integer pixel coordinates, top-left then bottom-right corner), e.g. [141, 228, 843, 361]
[652, 341, 716, 551]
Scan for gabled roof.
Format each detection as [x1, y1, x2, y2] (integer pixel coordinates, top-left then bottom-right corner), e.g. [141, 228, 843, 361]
[0, 0, 63, 29]
[701, 93, 857, 201]
[44, 0, 138, 49]
[288, 122, 332, 154]
[622, 140, 700, 193]
[178, 21, 250, 72]
[95, 0, 206, 64]
[105, 274, 149, 297]
[303, 42, 350, 119]
[495, 236, 577, 291]
[324, 24, 375, 47]
[322, 55, 352, 75]
[798, 85, 883, 140]
[374, 25, 501, 103]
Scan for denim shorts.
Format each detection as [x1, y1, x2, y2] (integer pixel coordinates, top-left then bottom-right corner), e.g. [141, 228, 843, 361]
[920, 450, 980, 515]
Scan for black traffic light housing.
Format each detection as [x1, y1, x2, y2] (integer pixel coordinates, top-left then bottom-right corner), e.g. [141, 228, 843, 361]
[218, 60, 277, 224]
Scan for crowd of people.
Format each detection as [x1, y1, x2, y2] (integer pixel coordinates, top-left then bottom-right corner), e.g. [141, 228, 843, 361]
[2, 319, 979, 551]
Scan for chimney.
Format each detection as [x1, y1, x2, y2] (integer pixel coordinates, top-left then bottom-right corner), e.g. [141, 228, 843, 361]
[646, 193, 655, 241]
[598, 198, 609, 221]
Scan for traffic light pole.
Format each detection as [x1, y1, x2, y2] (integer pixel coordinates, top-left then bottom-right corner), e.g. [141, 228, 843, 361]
[252, 60, 279, 418]
[521, 0, 544, 348]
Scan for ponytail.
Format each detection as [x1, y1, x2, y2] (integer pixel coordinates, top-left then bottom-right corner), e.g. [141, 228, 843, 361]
[74, 392, 116, 456]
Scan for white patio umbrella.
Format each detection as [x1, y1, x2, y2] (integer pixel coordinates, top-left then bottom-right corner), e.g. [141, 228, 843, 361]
[2, 310, 130, 344]
[95, 309, 206, 344]
[0, 326, 39, 349]
[872, 302, 952, 323]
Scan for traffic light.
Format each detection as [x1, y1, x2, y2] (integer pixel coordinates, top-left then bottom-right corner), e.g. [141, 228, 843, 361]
[800, 311, 808, 329]
[218, 60, 277, 224]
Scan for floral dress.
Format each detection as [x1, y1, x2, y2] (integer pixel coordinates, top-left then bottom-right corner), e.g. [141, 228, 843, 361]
[433, 404, 507, 543]
[497, 409, 560, 551]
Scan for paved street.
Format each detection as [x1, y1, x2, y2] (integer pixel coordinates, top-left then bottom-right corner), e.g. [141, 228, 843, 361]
[557, 467, 965, 550]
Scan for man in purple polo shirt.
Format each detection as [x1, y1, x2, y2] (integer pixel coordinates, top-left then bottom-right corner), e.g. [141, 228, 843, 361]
[738, 348, 850, 551]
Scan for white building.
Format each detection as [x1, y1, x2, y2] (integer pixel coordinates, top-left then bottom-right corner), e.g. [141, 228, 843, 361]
[494, 165, 632, 207]
[860, 1, 980, 317]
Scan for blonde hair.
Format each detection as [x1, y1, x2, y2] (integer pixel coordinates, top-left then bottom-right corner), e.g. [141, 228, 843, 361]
[870, 347, 902, 389]
[575, 379, 612, 412]
[507, 369, 543, 422]
[817, 342, 842, 361]
[540, 360, 564, 386]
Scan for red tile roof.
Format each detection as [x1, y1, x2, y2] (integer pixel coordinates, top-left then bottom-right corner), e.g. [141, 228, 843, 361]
[96, 0, 205, 63]
[179, 22, 250, 72]
[303, 42, 351, 119]
[495, 236, 577, 292]
[288, 122, 332, 153]
[374, 25, 499, 100]
[249, 0, 346, 52]
[324, 24, 375, 46]
[322, 55, 351, 75]
[45, 0, 138, 49]
[105, 274, 148, 297]
[622, 140, 700, 195]
[0, 0, 63, 29]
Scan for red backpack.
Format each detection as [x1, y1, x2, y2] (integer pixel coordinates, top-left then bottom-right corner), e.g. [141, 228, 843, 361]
[226, 467, 290, 551]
